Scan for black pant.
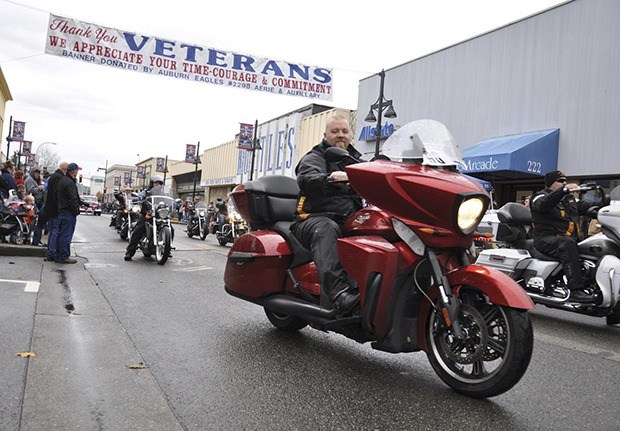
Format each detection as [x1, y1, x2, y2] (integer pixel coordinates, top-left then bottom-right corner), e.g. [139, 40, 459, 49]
[534, 235, 584, 290]
[125, 215, 146, 256]
[290, 216, 350, 299]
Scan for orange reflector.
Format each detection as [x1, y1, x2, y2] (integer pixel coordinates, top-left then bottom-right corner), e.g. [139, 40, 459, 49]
[419, 228, 437, 235]
[442, 308, 452, 327]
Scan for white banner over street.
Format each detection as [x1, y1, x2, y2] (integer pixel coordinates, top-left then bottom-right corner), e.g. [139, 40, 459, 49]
[45, 14, 333, 101]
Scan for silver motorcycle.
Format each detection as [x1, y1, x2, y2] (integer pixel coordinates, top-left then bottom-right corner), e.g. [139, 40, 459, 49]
[475, 184, 620, 326]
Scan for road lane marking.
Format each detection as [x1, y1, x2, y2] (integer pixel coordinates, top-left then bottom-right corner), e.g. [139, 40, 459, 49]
[536, 332, 620, 363]
[0, 278, 40, 293]
[172, 266, 213, 272]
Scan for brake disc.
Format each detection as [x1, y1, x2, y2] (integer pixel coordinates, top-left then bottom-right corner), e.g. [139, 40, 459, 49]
[438, 304, 488, 364]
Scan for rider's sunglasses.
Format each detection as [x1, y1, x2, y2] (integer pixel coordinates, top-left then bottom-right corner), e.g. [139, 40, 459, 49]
[556, 178, 567, 183]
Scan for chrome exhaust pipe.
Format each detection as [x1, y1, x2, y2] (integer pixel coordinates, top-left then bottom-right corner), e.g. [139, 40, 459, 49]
[526, 291, 570, 305]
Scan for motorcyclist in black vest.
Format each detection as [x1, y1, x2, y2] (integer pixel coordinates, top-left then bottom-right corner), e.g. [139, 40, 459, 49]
[290, 115, 363, 315]
[124, 175, 165, 261]
[530, 170, 598, 303]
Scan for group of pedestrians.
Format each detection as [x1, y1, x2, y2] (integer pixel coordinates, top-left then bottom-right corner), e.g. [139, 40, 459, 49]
[1, 159, 83, 264]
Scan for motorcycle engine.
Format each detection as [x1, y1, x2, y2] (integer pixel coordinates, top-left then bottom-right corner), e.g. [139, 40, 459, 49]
[581, 259, 597, 289]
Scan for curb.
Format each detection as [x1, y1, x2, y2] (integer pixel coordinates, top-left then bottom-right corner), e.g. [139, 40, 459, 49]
[0, 243, 47, 257]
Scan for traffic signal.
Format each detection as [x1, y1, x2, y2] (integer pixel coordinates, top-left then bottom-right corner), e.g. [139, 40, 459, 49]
[79, 174, 83, 183]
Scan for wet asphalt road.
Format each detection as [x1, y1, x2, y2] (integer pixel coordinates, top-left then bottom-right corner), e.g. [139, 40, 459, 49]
[1, 215, 619, 431]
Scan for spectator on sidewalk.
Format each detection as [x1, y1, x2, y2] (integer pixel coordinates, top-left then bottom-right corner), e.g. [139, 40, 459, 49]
[40, 162, 68, 261]
[55, 163, 81, 264]
[1, 161, 17, 200]
[25, 168, 45, 211]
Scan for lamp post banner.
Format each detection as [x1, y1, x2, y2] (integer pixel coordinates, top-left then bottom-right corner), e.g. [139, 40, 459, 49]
[45, 14, 333, 101]
[237, 123, 254, 151]
[185, 144, 197, 163]
[113, 176, 121, 187]
[136, 165, 145, 179]
[21, 141, 32, 155]
[156, 157, 166, 172]
[123, 171, 132, 185]
[12, 121, 26, 142]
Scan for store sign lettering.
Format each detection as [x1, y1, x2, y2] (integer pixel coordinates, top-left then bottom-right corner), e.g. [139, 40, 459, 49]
[358, 123, 396, 141]
[463, 157, 500, 172]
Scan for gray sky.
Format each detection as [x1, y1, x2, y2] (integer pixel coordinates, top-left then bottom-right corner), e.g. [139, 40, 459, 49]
[0, 0, 567, 180]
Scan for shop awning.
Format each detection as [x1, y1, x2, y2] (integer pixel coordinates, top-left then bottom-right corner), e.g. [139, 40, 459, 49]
[463, 174, 493, 192]
[461, 129, 559, 179]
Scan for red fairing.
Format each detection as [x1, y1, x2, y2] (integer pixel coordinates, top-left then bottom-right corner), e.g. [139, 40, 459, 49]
[338, 236, 400, 338]
[346, 161, 484, 248]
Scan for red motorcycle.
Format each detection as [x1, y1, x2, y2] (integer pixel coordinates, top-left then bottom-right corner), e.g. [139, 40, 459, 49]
[224, 120, 534, 398]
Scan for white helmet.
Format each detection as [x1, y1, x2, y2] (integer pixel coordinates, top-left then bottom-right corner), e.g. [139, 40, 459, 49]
[152, 174, 164, 184]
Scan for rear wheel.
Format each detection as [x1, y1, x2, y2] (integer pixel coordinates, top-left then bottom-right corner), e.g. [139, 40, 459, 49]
[264, 308, 308, 331]
[425, 287, 533, 398]
[156, 226, 171, 265]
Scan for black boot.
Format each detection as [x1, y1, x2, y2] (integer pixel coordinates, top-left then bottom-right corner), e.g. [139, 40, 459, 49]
[333, 290, 360, 315]
[569, 289, 595, 303]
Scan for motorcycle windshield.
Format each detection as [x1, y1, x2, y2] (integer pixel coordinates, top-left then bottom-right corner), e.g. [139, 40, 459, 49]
[147, 195, 176, 213]
[381, 119, 465, 168]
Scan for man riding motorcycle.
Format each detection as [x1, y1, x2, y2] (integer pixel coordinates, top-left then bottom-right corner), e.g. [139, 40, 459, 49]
[530, 170, 599, 302]
[124, 175, 169, 261]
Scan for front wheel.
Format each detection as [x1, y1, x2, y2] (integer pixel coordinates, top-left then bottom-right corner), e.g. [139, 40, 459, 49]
[200, 221, 208, 240]
[425, 289, 533, 398]
[264, 308, 308, 331]
[606, 309, 620, 326]
[155, 226, 172, 265]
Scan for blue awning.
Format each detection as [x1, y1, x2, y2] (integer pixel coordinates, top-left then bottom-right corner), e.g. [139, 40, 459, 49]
[463, 174, 493, 192]
[461, 129, 559, 179]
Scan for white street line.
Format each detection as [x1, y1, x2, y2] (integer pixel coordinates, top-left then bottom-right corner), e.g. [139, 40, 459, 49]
[172, 266, 213, 272]
[0, 278, 40, 293]
[536, 332, 620, 363]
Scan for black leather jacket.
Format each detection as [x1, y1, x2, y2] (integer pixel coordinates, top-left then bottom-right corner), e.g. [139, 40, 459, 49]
[293, 140, 363, 225]
[530, 186, 593, 241]
[56, 174, 81, 216]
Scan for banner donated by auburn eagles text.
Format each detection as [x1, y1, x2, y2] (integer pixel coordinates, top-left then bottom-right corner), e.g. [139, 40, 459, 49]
[44, 14, 333, 101]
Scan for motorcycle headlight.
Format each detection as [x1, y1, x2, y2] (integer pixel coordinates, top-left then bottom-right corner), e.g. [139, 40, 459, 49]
[455, 194, 488, 235]
[131, 205, 141, 214]
[199, 210, 205, 217]
[232, 212, 242, 221]
[157, 208, 170, 218]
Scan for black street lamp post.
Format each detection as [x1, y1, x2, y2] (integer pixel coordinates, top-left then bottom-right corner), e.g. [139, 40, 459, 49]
[249, 119, 261, 181]
[97, 160, 108, 202]
[191, 141, 201, 201]
[365, 69, 397, 158]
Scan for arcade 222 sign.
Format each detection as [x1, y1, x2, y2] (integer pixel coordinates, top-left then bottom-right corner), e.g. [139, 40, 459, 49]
[45, 14, 333, 101]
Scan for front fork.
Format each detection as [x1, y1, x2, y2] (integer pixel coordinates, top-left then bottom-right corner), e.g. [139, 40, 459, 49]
[426, 249, 465, 339]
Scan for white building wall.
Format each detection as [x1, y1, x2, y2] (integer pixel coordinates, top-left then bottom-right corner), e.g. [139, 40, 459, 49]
[357, 0, 620, 177]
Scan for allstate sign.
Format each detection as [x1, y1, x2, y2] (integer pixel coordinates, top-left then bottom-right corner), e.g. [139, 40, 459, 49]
[358, 122, 396, 141]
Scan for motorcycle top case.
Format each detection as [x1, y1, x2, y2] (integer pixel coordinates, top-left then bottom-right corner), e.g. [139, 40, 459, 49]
[475, 248, 531, 276]
[224, 230, 293, 298]
[229, 175, 299, 229]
